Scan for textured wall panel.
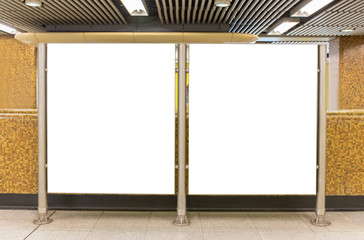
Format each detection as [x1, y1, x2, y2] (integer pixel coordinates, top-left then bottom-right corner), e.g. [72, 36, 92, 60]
[326, 111, 364, 195]
[0, 36, 37, 109]
[0, 110, 38, 194]
[339, 36, 364, 109]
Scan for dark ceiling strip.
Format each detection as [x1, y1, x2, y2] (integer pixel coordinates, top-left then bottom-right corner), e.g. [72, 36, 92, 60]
[197, 0, 206, 24]
[212, 7, 221, 24]
[106, 0, 127, 24]
[100, 0, 123, 25]
[192, 0, 199, 24]
[177, 0, 181, 24]
[155, 0, 164, 24]
[161, 0, 170, 24]
[186, 0, 192, 24]
[233, 0, 268, 33]
[251, 0, 300, 35]
[168, 0, 174, 24]
[239, 0, 275, 33]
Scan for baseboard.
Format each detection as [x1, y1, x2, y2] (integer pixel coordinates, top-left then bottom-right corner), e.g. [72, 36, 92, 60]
[1, 194, 363, 211]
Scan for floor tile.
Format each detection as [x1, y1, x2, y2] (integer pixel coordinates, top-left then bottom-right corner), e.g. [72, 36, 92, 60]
[324, 212, 364, 232]
[297, 212, 330, 232]
[203, 230, 263, 240]
[147, 212, 181, 232]
[37, 211, 102, 231]
[200, 212, 256, 231]
[145, 230, 203, 240]
[250, 212, 310, 232]
[182, 212, 202, 232]
[85, 230, 146, 240]
[93, 211, 150, 232]
[316, 231, 364, 240]
[259, 230, 320, 240]
[0, 219, 38, 240]
[342, 212, 364, 228]
[0, 209, 40, 220]
[148, 212, 202, 232]
[26, 230, 90, 240]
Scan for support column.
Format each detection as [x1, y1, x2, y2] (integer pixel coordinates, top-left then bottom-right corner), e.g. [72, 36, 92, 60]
[34, 43, 53, 225]
[311, 44, 330, 227]
[173, 43, 190, 226]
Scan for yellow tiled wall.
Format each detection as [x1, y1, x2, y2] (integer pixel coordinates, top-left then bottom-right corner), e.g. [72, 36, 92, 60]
[326, 111, 364, 195]
[0, 36, 363, 195]
[0, 36, 38, 193]
[0, 110, 38, 193]
[339, 36, 364, 109]
[0, 36, 37, 109]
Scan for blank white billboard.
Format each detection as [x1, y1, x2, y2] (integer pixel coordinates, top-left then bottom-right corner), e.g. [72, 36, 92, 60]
[189, 44, 318, 195]
[47, 44, 175, 194]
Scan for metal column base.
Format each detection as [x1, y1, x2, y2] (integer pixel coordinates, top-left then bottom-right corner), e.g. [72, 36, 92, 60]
[33, 214, 53, 225]
[173, 215, 190, 226]
[311, 215, 330, 227]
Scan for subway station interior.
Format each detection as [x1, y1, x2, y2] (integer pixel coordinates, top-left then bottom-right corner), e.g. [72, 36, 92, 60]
[0, 0, 363, 239]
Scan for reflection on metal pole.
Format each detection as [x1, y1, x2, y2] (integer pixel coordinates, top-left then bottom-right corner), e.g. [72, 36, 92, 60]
[173, 43, 190, 226]
[311, 44, 330, 227]
[34, 43, 53, 225]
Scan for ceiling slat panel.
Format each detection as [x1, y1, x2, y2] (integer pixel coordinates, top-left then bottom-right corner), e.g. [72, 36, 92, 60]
[289, 0, 364, 36]
[250, 0, 299, 35]
[0, 0, 127, 33]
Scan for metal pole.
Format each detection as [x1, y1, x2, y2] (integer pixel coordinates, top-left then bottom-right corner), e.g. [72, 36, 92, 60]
[34, 43, 53, 225]
[311, 44, 330, 227]
[173, 43, 190, 226]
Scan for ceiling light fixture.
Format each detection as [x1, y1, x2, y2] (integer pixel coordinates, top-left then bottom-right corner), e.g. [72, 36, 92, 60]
[25, 0, 42, 7]
[339, 28, 355, 33]
[0, 23, 21, 35]
[291, 0, 333, 17]
[267, 18, 300, 35]
[215, 0, 231, 7]
[120, 0, 148, 16]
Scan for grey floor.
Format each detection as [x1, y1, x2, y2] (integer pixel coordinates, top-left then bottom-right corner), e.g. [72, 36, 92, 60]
[1, 210, 364, 240]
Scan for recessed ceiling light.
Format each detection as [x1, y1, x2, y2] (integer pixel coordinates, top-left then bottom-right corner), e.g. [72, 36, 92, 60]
[291, 0, 333, 17]
[25, 0, 42, 7]
[340, 28, 355, 33]
[0, 23, 21, 34]
[121, 0, 148, 16]
[267, 18, 300, 35]
[215, 0, 231, 7]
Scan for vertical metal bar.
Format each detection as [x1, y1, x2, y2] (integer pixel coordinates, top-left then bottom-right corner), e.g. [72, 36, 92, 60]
[311, 44, 330, 227]
[34, 43, 53, 225]
[173, 43, 190, 226]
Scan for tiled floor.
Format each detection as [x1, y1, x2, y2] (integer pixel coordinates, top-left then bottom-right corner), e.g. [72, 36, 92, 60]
[0, 210, 363, 240]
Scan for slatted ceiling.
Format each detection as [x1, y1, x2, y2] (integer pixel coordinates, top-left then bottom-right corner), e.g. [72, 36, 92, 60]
[269, 41, 328, 45]
[288, 0, 364, 36]
[229, 0, 300, 35]
[0, 0, 362, 39]
[154, 0, 299, 35]
[0, 0, 127, 33]
[290, 26, 364, 36]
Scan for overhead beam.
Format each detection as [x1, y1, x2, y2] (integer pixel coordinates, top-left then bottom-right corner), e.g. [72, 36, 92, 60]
[15, 32, 258, 45]
[45, 24, 230, 32]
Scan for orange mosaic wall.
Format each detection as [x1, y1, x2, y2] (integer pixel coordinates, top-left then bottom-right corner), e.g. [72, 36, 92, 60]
[0, 36, 38, 194]
[0, 36, 37, 109]
[0, 110, 38, 193]
[326, 111, 364, 195]
[339, 36, 364, 109]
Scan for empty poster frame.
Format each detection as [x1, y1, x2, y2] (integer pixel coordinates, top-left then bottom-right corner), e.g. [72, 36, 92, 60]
[188, 44, 318, 195]
[46, 44, 175, 195]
